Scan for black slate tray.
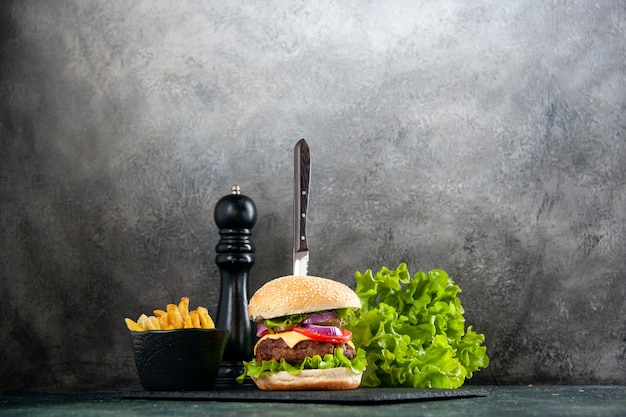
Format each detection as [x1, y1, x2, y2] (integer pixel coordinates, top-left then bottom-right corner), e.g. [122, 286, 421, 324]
[124, 386, 487, 404]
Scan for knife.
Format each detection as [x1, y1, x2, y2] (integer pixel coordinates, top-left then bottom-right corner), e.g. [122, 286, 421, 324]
[293, 138, 310, 277]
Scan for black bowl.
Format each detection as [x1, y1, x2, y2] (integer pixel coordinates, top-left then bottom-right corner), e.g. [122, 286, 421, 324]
[129, 328, 229, 391]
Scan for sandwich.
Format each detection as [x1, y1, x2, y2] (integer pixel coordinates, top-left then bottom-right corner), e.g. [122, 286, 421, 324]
[237, 275, 367, 390]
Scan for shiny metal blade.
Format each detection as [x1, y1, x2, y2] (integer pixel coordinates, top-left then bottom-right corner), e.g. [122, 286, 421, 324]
[293, 251, 309, 277]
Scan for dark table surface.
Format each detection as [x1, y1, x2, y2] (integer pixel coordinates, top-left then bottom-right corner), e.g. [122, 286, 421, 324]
[2, 385, 625, 417]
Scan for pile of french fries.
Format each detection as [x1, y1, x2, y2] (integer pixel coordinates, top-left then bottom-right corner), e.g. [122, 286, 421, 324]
[125, 297, 215, 331]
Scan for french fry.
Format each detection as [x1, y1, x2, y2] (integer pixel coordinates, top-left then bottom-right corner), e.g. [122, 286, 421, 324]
[178, 297, 190, 322]
[153, 309, 167, 318]
[157, 311, 169, 329]
[197, 306, 215, 329]
[167, 303, 184, 329]
[125, 318, 146, 332]
[147, 315, 160, 330]
[137, 314, 150, 329]
[189, 310, 201, 329]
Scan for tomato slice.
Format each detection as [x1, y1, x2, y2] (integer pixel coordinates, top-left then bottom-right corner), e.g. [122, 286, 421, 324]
[293, 326, 352, 344]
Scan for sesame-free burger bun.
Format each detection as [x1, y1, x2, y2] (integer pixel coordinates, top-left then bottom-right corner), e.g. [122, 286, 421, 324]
[247, 275, 361, 322]
[251, 367, 362, 391]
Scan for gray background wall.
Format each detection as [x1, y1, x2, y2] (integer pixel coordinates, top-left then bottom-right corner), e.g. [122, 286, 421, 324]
[1, 0, 625, 392]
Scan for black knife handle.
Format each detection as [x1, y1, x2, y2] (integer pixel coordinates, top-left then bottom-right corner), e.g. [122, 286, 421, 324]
[294, 138, 310, 252]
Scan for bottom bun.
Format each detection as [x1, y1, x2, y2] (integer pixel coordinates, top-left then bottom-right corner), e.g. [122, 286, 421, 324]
[251, 368, 362, 391]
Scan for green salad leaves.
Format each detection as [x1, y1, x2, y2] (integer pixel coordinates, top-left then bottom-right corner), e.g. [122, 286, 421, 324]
[346, 263, 489, 389]
[262, 308, 352, 331]
[237, 347, 367, 383]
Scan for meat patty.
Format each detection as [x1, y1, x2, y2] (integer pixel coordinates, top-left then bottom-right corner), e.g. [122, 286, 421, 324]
[255, 338, 356, 365]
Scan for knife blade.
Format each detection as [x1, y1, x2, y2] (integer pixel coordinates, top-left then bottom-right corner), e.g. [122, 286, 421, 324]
[293, 138, 310, 277]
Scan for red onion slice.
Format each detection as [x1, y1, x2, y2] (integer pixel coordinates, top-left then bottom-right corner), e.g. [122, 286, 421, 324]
[301, 323, 343, 337]
[256, 323, 268, 337]
[302, 312, 337, 325]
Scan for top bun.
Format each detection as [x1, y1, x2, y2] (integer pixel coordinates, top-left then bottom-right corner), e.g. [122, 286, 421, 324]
[248, 275, 361, 322]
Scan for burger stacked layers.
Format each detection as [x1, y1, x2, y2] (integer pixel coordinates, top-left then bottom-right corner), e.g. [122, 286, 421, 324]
[238, 275, 367, 390]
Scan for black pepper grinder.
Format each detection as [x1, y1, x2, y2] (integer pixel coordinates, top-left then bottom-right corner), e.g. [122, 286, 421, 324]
[214, 185, 257, 386]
